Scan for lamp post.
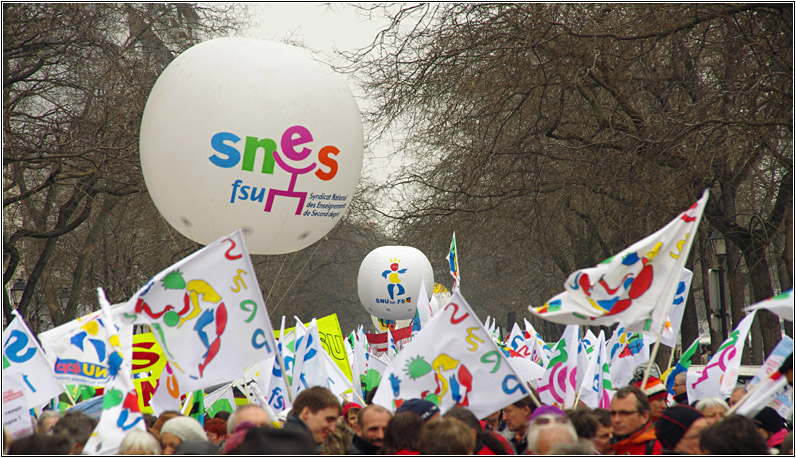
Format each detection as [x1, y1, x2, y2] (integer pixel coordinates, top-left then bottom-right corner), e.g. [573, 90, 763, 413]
[709, 230, 729, 341]
[10, 279, 26, 307]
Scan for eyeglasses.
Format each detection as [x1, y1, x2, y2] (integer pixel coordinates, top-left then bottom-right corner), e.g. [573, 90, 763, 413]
[532, 415, 570, 425]
[609, 410, 639, 418]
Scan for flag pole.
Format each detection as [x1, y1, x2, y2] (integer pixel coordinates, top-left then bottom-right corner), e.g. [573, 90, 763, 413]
[642, 191, 708, 388]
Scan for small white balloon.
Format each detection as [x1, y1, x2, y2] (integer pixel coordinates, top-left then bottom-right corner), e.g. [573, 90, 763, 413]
[140, 38, 363, 254]
[358, 246, 434, 320]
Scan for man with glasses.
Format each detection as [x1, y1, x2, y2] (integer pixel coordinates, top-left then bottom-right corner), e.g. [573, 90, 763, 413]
[609, 386, 662, 455]
[673, 373, 689, 404]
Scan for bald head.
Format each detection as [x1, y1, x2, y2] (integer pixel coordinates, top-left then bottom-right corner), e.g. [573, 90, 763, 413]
[227, 405, 270, 434]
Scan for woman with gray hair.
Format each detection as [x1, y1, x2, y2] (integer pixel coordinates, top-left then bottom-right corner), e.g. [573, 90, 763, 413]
[159, 416, 209, 455]
[119, 430, 162, 455]
[694, 397, 729, 425]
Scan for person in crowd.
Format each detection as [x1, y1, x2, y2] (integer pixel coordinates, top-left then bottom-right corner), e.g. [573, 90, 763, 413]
[609, 385, 662, 455]
[396, 398, 441, 423]
[727, 385, 746, 407]
[527, 405, 579, 454]
[227, 405, 271, 435]
[500, 395, 536, 453]
[548, 439, 598, 455]
[225, 426, 316, 455]
[634, 376, 668, 420]
[159, 416, 209, 455]
[51, 410, 97, 455]
[322, 418, 354, 454]
[445, 406, 514, 454]
[654, 405, 707, 455]
[672, 373, 689, 404]
[173, 440, 222, 454]
[418, 417, 476, 455]
[3, 427, 13, 454]
[347, 403, 392, 454]
[36, 410, 60, 434]
[214, 411, 231, 421]
[203, 417, 227, 451]
[482, 409, 503, 432]
[283, 386, 342, 452]
[150, 410, 182, 440]
[6, 433, 72, 454]
[343, 402, 363, 429]
[378, 411, 425, 455]
[223, 421, 257, 454]
[119, 429, 162, 455]
[142, 413, 158, 429]
[780, 431, 793, 455]
[591, 408, 615, 455]
[752, 406, 788, 451]
[567, 408, 599, 442]
[694, 397, 728, 425]
[698, 414, 769, 455]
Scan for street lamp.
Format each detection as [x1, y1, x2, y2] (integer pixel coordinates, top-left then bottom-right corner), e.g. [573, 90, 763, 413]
[709, 230, 729, 341]
[10, 279, 26, 306]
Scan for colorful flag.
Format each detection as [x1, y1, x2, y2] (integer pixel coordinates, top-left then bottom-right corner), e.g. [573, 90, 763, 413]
[660, 269, 694, 348]
[687, 311, 756, 400]
[416, 278, 435, 329]
[372, 290, 529, 419]
[664, 335, 702, 396]
[529, 190, 708, 332]
[205, 383, 237, 418]
[506, 323, 533, 360]
[446, 232, 460, 290]
[537, 325, 579, 409]
[580, 331, 613, 409]
[118, 229, 278, 394]
[523, 319, 552, 367]
[83, 290, 146, 455]
[290, 318, 328, 397]
[38, 303, 133, 387]
[745, 289, 793, 322]
[737, 336, 793, 418]
[149, 362, 181, 415]
[2, 311, 64, 409]
[607, 326, 650, 389]
[386, 328, 397, 359]
[364, 353, 389, 394]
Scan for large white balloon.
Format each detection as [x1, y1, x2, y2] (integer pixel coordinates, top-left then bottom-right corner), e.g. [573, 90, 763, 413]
[358, 246, 434, 320]
[140, 38, 363, 254]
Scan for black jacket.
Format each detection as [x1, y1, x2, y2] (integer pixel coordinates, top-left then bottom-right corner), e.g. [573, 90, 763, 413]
[283, 412, 321, 454]
[346, 434, 381, 455]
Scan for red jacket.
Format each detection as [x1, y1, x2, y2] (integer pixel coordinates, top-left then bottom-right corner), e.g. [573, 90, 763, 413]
[611, 421, 662, 455]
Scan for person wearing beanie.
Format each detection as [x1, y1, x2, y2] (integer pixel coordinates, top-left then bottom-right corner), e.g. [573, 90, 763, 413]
[634, 376, 668, 420]
[753, 406, 788, 451]
[395, 398, 441, 423]
[654, 405, 707, 455]
[343, 402, 363, 429]
[159, 416, 209, 455]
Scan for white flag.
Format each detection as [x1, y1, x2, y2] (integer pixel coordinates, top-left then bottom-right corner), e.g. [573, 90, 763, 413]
[607, 326, 650, 389]
[660, 269, 693, 348]
[38, 303, 133, 387]
[537, 325, 579, 409]
[2, 312, 64, 408]
[119, 229, 278, 393]
[745, 289, 793, 322]
[530, 190, 708, 333]
[687, 311, 756, 400]
[372, 290, 530, 419]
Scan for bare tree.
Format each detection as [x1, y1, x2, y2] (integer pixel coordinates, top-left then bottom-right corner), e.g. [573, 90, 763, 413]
[343, 4, 792, 352]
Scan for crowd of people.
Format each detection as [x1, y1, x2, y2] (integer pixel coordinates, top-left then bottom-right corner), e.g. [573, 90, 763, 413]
[3, 365, 793, 455]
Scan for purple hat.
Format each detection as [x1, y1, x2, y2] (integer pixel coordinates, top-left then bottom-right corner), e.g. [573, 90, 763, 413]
[528, 405, 566, 422]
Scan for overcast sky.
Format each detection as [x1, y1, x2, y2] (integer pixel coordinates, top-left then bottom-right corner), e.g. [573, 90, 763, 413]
[242, 3, 403, 182]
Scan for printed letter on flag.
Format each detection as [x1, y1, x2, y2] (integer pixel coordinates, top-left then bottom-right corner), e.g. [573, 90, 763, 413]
[119, 229, 278, 393]
[372, 290, 528, 419]
[529, 190, 708, 332]
[687, 311, 756, 401]
[537, 325, 579, 409]
[2, 312, 64, 409]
